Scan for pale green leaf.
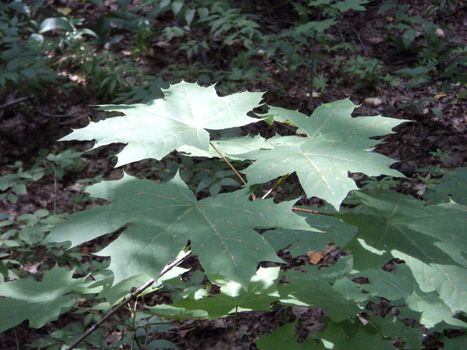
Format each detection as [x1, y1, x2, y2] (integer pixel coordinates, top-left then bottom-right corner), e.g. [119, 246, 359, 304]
[61, 82, 264, 167]
[177, 135, 273, 159]
[405, 289, 467, 328]
[245, 99, 406, 209]
[39, 17, 74, 33]
[154, 267, 281, 319]
[393, 251, 467, 315]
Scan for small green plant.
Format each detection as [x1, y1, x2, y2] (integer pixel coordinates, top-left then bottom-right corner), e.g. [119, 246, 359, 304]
[380, 2, 466, 87]
[0, 161, 44, 204]
[342, 55, 384, 90]
[0, 2, 56, 92]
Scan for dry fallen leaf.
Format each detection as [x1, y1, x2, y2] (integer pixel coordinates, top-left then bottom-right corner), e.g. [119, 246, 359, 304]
[435, 92, 447, 100]
[364, 97, 383, 106]
[436, 28, 445, 38]
[307, 251, 324, 265]
[57, 7, 72, 16]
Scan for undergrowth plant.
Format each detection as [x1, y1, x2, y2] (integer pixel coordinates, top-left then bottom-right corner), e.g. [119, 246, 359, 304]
[0, 82, 466, 349]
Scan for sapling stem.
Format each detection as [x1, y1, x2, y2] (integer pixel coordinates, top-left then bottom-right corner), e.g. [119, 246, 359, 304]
[66, 250, 191, 350]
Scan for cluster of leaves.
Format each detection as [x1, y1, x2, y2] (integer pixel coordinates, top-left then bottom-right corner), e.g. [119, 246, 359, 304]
[0, 2, 56, 93]
[380, 2, 466, 90]
[1, 82, 465, 348]
[4, 0, 463, 106]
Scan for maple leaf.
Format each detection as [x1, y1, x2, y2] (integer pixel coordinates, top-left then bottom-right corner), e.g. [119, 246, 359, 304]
[333, 0, 369, 12]
[339, 190, 467, 270]
[244, 99, 407, 209]
[318, 319, 403, 350]
[425, 167, 467, 205]
[405, 288, 467, 328]
[264, 213, 357, 257]
[393, 251, 467, 318]
[177, 135, 273, 159]
[279, 269, 360, 322]
[257, 321, 316, 349]
[0, 266, 84, 332]
[61, 81, 264, 167]
[151, 267, 281, 320]
[46, 174, 315, 286]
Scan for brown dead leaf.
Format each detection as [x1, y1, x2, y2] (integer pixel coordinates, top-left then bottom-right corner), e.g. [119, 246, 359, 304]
[307, 251, 324, 265]
[435, 92, 447, 100]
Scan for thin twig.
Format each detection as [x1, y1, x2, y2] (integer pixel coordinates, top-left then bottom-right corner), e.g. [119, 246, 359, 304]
[37, 109, 78, 118]
[352, 27, 369, 57]
[13, 329, 20, 350]
[209, 142, 247, 186]
[66, 250, 191, 350]
[261, 173, 291, 199]
[292, 207, 329, 216]
[0, 96, 33, 110]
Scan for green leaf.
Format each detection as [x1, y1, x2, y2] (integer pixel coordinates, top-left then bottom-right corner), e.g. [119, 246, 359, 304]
[339, 190, 467, 269]
[47, 174, 314, 287]
[295, 19, 336, 34]
[0, 266, 84, 332]
[153, 267, 281, 319]
[333, 278, 368, 303]
[306, 256, 355, 281]
[264, 213, 357, 256]
[178, 135, 273, 159]
[333, 0, 369, 12]
[245, 99, 406, 209]
[318, 319, 395, 350]
[405, 288, 467, 328]
[393, 251, 467, 316]
[442, 333, 467, 350]
[280, 269, 360, 322]
[425, 168, 467, 205]
[61, 82, 264, 167]
[402, 28, 417, 47]
[39, 17, 75, 33]
[147, 304, 209, 321]
[364, 316, 421, 349]
[257, 321, 318, 349]
[355, 265, 414, 300]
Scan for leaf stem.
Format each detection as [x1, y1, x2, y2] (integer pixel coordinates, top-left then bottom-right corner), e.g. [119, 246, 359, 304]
[209, 141, 247, 186]
[209, 142, 326, 216]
